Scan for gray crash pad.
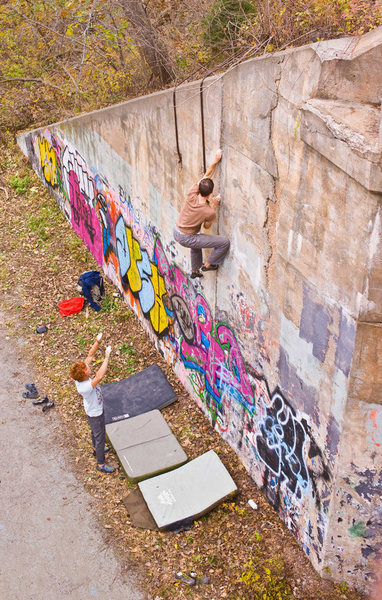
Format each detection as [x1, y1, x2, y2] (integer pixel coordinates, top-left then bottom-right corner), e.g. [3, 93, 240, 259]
[106, 410, 188, 483]
[138, 450, 237, 530]
[101, 364, 176, 425]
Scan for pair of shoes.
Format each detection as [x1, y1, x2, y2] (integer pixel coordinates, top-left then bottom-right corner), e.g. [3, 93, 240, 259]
[42, 401, 55, 412]
[96, 464, 115, 474]
[23, 390, 39, 400]
[174, 572, 195, 586]
[189, 570, 210, 584]
[201, 264, 218, 272]
[25, 383, 38, 393]
[93, 446, 111, 457]
[190, 270, 203, 279]
[32, 396, 49, 405]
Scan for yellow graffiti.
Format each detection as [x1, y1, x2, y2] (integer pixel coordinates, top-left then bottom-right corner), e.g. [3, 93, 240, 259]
[149, 263, 169, 335]
[126, 227, 142, 293]
[38, 136, 58, 187]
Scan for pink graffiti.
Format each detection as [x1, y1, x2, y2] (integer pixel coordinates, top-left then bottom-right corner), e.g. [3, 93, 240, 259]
[370, 409, 381, 447]
[153, 237, 256, 412]
[68, 171, 103, 265]
[217, 324, 255, 409]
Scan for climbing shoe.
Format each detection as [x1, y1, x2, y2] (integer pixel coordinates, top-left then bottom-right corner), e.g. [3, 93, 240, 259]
[42, 401, 55, 412]
[32, 396, 49, 405]
[201, 264, 218, 272]
[25, 383, 38, 393]
[174, 572, 196, 586]
[189, 571, 210, 584]
[22, 390, 39, 399]
[190, 270, 203, 279]
[96, 464, 115, 474]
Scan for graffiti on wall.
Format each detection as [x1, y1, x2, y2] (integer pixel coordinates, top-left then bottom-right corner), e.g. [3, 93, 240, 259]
[32, 128, 333, 561]
[69, 169, 103, 265]
[35, 131, 169, 337]
[256, 392, 310, 501]
[154, 237, 256, 416]
[38, 135, 58, 188]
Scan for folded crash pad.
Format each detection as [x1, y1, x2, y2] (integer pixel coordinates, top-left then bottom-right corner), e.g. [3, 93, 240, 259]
[138, 450, 237, 531]
[101, 364, 176, 425]
[106, 410, 187, 483]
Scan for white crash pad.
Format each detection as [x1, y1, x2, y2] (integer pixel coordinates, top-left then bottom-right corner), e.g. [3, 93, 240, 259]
[106, 410, 187, 483]
[138, 450, 237, 530]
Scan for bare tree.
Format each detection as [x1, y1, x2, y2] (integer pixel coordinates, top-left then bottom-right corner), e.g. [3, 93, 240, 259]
[118, 0, 175, 85]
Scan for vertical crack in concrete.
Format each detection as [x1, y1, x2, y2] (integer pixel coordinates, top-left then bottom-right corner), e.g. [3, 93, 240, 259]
[215, 76, 225, 316]
[264, 59, 284, 290]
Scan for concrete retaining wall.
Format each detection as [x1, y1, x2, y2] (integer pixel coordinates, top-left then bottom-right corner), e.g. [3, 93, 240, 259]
[18, 26, 382, 592]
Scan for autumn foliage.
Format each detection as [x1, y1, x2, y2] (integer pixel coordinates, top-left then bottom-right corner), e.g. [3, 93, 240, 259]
[255, 0, 382, 48]
[0, 0, 381, 135]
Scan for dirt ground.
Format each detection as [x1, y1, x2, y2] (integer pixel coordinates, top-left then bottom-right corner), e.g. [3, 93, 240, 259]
[0, 143, 369, 600]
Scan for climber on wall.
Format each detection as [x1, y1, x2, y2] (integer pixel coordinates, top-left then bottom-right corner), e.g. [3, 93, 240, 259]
[174, 148, 230, 279]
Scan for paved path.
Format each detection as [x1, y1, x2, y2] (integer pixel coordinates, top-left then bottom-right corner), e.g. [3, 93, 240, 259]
[0, 315, 145, 600]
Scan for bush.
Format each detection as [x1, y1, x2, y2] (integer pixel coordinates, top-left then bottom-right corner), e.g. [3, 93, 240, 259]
[203, 0, 257, 52]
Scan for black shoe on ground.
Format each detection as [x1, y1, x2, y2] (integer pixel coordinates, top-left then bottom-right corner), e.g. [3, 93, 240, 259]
[23, 390, 39, 399]
[42, 401, 55, 412]
[25, 383, 38, 393]
[33, 396, 49, 406]
[36, 324, 48, 334]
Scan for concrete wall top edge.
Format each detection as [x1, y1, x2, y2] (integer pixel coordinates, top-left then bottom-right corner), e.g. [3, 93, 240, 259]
[18, 29, 382, 144]
[15, 73, 219, 142]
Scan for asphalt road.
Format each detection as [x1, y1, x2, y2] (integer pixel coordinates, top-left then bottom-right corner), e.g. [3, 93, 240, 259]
[0, 313, 145, 600]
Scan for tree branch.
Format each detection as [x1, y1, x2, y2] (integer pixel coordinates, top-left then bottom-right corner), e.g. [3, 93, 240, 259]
[74, 0, 98, 109]
[0, 77, 63, 91]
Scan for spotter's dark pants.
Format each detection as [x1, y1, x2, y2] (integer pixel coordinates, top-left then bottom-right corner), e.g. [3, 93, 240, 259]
[87, 411, 105, 464]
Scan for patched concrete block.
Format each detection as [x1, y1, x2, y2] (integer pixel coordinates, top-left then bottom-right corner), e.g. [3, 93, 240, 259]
[335, 309, 357, 377]
[363, 206, 382, 322]
[299, 283, 333, 363]
[348, 323, 382, 405]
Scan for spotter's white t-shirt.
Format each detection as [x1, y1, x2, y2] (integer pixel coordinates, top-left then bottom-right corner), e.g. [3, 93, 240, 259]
[75, 378, 103, 417]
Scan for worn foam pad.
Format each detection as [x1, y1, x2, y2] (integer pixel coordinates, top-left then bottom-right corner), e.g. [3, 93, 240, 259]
[138, 450, 237, 530]
[106, 410, 187, 483]
[101, 364, 176, 424]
